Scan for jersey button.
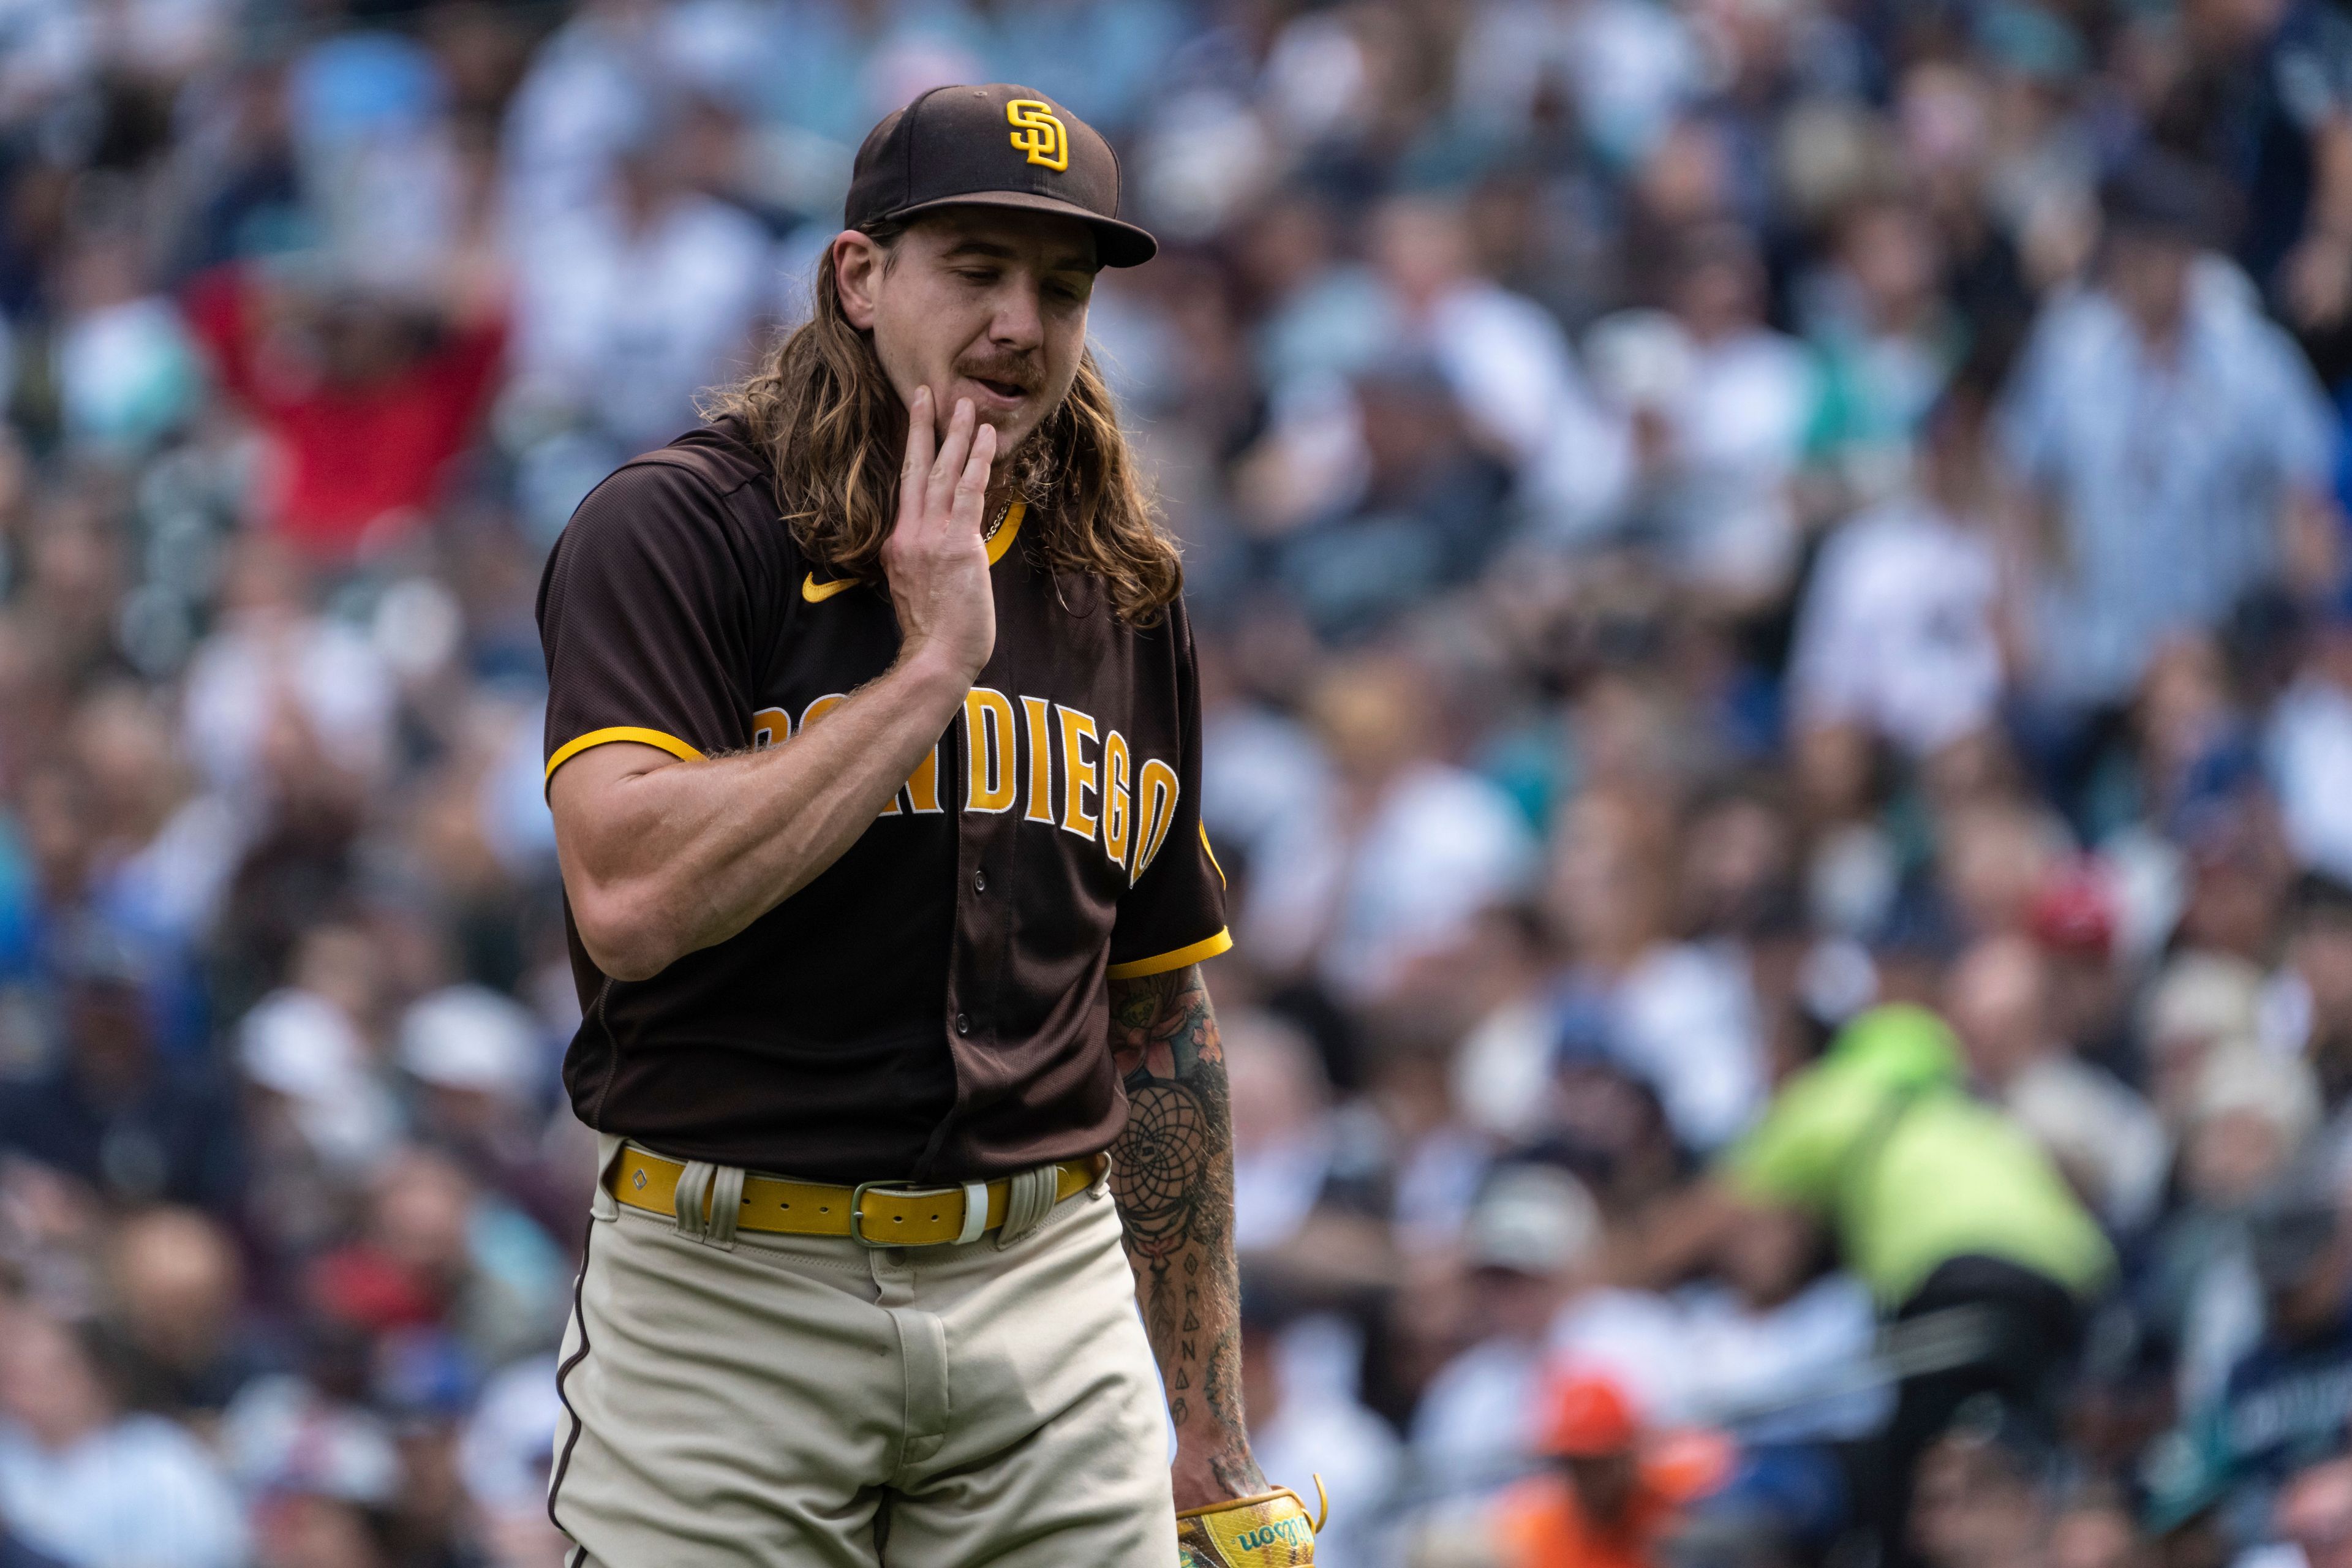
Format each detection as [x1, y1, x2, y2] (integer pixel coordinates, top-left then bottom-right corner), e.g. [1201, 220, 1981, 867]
[972, 870, 987, 894]
[954, 1012, 971, 1036]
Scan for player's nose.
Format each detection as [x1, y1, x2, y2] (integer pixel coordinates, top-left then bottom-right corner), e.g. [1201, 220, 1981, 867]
[987, 281, 1046, 352]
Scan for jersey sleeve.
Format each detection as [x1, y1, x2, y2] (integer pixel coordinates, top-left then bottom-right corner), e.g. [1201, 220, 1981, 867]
[538, 460, 754, 788]
[1105, 600, 1232, 979]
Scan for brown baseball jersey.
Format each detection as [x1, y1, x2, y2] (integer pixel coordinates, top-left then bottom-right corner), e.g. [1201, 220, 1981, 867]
[537, 417, 1229, 1185]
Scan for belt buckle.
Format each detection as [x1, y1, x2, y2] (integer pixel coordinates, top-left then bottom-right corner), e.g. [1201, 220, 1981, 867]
[848, 1180, 956, 1248]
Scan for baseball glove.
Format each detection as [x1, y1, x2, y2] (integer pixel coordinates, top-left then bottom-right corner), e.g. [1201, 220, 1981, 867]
[1175, 1478, 1326, 1567]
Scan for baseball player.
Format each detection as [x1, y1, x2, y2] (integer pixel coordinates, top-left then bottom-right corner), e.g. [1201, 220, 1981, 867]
[537, 85, 1319, 1566]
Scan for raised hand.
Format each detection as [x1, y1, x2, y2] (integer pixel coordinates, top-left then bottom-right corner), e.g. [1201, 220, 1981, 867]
[881, 387, 998, 684]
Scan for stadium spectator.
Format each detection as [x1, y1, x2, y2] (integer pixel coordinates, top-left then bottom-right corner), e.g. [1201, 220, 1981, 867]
[2278, 1453, 2352, 1568]
[0, 1309, 245, 1568]
[2000, 153, 2340, 718]
[1656, 1004, 2112, 1556]
[1477, 1369, 1729, 1568]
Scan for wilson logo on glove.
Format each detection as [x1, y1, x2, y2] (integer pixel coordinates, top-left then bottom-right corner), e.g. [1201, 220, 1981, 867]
[1175, 1479, 1326, 1567]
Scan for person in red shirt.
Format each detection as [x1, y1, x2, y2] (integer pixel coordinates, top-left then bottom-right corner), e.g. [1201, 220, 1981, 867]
[1489, 1371, 1731, 1568]
[184, 262, 505, 561]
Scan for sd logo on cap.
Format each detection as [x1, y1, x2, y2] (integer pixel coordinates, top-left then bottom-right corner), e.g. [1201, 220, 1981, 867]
[843, 84, 1157, 267]
[1005, 100, 1068, 172]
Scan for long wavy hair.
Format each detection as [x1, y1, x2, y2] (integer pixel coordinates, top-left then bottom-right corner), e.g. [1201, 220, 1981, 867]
[704, 225, 1181, 623]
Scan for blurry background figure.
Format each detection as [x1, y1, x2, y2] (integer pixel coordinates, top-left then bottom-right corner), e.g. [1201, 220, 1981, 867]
[100, 1207, 257, 1427]
[1238, 1291, 1401, 1568]
[1411, 1164, 1602, 1499]
[0, 924, 241, 1213]
[1905, 1398, 2054, 1568]
[505, 80, 778, 467]
[1944, 932, 2168, 1232]
[1646, 1004, 2111, 1562]
[1787, 365, 2010, 765]
[1401, 1166, 1608, 1495]
[1242, 651, 1537, 1012]
[1581, 222, 1817, 608]
[456, 1352, 568, 1568]
[2145, 1160, 2352, 1548]
[0, 1308, 245, 1568]
[1470, 1369, 1728, 1568]
[2001, 153, 2339, 722]
[2277, 1455, 2352, 1568]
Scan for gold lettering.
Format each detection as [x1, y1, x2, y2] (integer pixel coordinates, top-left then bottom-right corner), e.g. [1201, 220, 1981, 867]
[905, 743, 943, 814]
[1102, 730, 1132, 869]
[752, 707, 790, 748]
[1021, 696, 1055, 825]
[1133, 758, 1180, 883]
[1058, 706, 1099, 840]
[964, 688, 1017, 812]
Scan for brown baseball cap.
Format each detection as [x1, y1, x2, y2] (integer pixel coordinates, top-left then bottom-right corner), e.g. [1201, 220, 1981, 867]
[845, 83, 1157, 268]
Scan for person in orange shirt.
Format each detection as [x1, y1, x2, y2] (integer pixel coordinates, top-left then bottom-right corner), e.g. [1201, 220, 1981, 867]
[1490, 1371, 1730, 1568]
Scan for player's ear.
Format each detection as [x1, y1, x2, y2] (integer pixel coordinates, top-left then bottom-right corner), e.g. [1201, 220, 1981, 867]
[834, 230, 883, 331]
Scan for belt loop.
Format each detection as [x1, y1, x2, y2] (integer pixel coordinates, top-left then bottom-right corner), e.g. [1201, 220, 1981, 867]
[674, 1160, 717, 1241]
[955, 1180, 989, 1246]
[993, 1164, 1057, 1250]
[590, 1133, 628, 1221]
[703, 1164, 745, 1250]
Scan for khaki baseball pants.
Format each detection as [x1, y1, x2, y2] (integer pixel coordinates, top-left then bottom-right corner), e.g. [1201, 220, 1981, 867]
[548, 1137, 1177, 1567]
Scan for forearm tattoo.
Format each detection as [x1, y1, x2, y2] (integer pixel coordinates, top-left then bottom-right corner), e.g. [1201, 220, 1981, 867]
[1107, 964, 1262, 1495]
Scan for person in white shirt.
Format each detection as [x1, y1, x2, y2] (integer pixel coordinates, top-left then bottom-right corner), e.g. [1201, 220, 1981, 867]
[1790, 366, 2012, 761]
[1241, 652, 1539, 1008]
[507, 86, 777, 455]
[0, 1311, 245, 1568]
[1580, 221, 1819, 605]
[1409, 1164, 1603, 1499]
[1242, 1306, 1403, 1568]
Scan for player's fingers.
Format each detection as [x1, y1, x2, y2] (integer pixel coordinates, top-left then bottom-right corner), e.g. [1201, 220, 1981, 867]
[931, 396, 974, 493]
[899, 390, 935, 540]
[929, 399, 977, 522]
[900, 386, 934, 499]
[951, 423, 997, 535]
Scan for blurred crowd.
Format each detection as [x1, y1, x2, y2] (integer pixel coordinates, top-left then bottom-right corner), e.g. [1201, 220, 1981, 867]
[5, 0, 2352, 1565]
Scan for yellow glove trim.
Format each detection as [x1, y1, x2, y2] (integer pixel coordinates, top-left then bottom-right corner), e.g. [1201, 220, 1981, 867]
[1172, 1476, 1328, 1531]
[1175, 1477, 1327, 1565]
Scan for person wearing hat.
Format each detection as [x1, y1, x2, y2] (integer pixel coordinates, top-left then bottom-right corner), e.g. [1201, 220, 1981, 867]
[2143, 1161, 2352, 1547]
[1412, 1164, 1605, 1499]
[1482, 1370, 1728, 1568]
[536, 85, 1308, 1565]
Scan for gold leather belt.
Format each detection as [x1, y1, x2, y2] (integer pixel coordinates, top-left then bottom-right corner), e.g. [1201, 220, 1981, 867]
[608, 1145, 1101, 1247]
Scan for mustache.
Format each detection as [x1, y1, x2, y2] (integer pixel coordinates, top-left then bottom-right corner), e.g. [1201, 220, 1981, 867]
[954, 355, 1041, 391]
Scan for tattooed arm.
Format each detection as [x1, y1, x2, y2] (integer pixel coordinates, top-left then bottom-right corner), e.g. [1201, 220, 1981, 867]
[1107, 963, 1267, 1510]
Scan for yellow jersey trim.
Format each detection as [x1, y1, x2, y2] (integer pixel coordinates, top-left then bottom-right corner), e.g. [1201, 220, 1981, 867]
[1200, 823, 1226, 887]
[987, 499, 1026, 565]
[799, 500, 1023, 602]
[1105, 927, 1234, 981]
[545, 726, 705, 784]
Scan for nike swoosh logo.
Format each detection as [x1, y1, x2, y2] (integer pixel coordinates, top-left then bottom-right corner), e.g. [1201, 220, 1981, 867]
[802, 575, 858, 603]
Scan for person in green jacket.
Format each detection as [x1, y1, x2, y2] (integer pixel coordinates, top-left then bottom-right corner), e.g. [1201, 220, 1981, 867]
[1631, 1003, 2113, 1562]
[1725, 1002, 2114, 1308]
